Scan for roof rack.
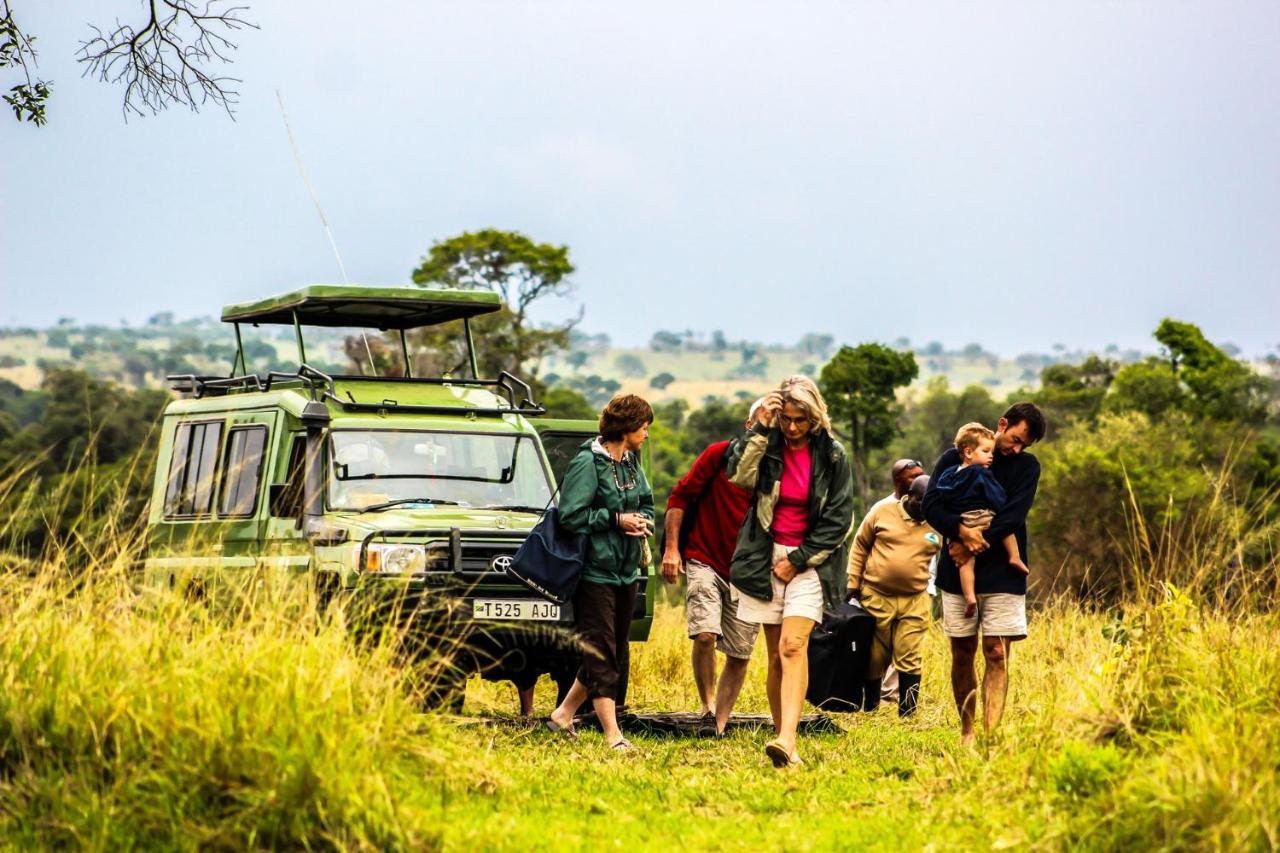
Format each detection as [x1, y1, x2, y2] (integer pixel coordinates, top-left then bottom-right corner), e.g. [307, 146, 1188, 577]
[167, 365, 546, 417]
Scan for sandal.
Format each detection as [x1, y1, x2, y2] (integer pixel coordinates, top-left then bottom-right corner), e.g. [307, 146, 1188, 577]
[765, 739, 801, 768]
[544, 717, 578, 740]
[611, 737, 637, 752]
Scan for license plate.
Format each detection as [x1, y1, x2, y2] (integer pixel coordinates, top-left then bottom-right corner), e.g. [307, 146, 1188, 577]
[472, 599, 561, 621]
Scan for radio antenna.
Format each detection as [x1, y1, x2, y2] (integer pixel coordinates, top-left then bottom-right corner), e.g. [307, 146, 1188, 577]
[276, 90, 376, 375]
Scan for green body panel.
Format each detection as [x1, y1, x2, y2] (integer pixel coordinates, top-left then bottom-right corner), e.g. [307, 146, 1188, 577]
[221, 284, 500, 328]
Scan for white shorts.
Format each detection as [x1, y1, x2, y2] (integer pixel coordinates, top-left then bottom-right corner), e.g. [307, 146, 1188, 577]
[733, 544, 824, 625]
[940, 591, 1028, 641]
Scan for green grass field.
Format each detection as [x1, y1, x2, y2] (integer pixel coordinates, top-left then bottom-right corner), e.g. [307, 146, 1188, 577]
[1, 557, 1274, 851]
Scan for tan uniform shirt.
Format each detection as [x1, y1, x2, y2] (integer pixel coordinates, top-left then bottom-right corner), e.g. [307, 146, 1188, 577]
[848, 494, 942, 596]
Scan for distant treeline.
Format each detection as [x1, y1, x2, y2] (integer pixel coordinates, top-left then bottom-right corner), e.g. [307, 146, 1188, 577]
[2, 318, 1276, 604]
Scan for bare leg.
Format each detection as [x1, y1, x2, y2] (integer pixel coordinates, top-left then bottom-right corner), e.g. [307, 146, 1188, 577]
[982, 636, 1011, 735]
[518, 684, 536, 717]
[1004, 534, 1029, 575]
[762, 624, 783, 732]
[714, 656, 751, 734]
[692, 632, 718, 715]
[591, 696, 624, 746]
[959, 557, 978, 617]
[550, 679, 589, 729]
[950, 636, 979, 747]
[774, 615, 815, 754]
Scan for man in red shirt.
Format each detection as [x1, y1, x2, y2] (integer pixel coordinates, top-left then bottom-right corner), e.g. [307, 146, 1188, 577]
[661, 401, 763, 736]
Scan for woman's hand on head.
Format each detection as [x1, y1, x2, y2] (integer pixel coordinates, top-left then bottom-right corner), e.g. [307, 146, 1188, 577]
[757, 391, 784, 427]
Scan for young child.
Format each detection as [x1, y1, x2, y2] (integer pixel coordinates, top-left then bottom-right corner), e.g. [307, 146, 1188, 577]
[935, 422, 1029, 617]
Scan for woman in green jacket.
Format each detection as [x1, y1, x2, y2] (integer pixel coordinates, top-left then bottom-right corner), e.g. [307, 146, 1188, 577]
[728, 375, 855, 767]
[547, 394, 655, 751]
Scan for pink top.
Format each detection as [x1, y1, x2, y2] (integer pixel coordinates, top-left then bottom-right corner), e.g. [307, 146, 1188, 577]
[772, 443, 812, 547]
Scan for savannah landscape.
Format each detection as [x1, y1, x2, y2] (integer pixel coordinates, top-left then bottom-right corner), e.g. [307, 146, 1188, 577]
[4, 1, 1279, 850]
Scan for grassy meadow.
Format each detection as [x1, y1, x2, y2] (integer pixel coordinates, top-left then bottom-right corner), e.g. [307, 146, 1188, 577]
[0, 558, 1276, 850]
[0, 449, 1276, 851]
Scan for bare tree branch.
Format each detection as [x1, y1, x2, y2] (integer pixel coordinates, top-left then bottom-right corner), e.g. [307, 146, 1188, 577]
[77, 0, 258, 120]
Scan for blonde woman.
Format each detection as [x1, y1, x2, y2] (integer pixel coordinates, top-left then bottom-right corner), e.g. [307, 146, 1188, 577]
[727, 376, 855, 767]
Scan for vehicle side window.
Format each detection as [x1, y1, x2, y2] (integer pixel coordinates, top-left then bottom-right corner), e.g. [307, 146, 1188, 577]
[538, 432, 592, 485]
[219, 425, 268, 517]
[270, 435, 306, 518]
[163, 420, 224, 518]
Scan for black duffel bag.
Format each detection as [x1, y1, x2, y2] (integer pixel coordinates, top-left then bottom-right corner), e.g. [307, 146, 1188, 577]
[806, 598, 877, 712]
[509, 506, 586, 606]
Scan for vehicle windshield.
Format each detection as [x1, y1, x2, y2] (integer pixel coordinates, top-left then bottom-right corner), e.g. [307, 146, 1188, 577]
[328, 429, 553, 512]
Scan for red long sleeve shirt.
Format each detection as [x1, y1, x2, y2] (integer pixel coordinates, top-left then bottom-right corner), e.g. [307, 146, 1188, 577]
[666, 441, 753, 580]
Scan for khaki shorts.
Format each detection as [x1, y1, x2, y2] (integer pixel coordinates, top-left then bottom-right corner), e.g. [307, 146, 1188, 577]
[961, 508, 996, 529]
[686, 559, 760, 660]
[940, 591, 1027, 640]
[733, 544, 824, 625]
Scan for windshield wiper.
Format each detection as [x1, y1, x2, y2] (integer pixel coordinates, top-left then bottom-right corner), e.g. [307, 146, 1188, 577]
[359, 498, 461, 513]
[481, 504, 548, 514]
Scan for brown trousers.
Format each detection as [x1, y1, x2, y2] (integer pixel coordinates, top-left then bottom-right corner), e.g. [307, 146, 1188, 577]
[573, 579, 638, 701]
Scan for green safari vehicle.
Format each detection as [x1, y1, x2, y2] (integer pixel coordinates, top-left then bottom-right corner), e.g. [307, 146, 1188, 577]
[143, 284, 656, 703]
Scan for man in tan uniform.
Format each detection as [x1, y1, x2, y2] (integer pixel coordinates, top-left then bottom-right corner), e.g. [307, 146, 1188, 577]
[848, 474, 940, 716]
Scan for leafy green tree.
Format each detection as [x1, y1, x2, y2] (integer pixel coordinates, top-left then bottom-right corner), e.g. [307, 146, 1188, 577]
[409, 229, 577, 395]
[560, 374, 620, 407]
[820, 343, 918, 509]
[649, 372, 676, 391]
[1154, 319, 1270, 423]
[797, 333, 835, 359]
[649, 331, 684, 352]
[539, 386, 595, 420]
[1033, 355, 1116, 433]
[890, 377, 1003, 471]
[614, 353, 646, 378]
[1030, 411, 1244, 599]
[565, 351, 590, 372]
[1106, 358, 1183, 419]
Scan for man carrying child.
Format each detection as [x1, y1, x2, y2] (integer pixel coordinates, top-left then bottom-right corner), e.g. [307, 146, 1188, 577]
[923, 402, 1046, 746]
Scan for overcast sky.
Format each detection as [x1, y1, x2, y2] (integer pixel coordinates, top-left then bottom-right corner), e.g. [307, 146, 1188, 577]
[2, 1, 1278, 356]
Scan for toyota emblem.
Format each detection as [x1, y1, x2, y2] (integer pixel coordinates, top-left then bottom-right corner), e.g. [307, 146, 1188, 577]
[490, 555, 514, 573]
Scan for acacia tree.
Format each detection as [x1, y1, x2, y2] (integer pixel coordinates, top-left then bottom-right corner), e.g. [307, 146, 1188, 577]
[407, 229, 579, 395]
[820, 343, 918, 510]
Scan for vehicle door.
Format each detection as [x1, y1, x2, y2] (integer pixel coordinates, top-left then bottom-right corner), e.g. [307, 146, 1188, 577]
[261, 425, 316, 583]
[533, 419, 656, 642]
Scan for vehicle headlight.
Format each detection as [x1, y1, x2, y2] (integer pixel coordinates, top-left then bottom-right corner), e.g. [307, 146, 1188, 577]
[362, 543, 427, 574]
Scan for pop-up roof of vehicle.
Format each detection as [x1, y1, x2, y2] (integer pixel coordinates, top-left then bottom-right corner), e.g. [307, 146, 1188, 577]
[221, 284, 501, 329]
[170, 284, 541, 417]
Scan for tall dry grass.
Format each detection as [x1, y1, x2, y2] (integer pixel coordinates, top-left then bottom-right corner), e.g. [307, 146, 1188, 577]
[0, 458, 490, 850]
[0, 441, 1276, 850]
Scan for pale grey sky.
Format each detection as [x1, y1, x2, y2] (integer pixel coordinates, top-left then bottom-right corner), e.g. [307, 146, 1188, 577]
[2, 1, 1278, 356]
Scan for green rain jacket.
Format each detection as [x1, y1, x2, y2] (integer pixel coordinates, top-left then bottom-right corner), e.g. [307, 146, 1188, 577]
[727, 422, 856, 611]
[557, 439, 655, 586]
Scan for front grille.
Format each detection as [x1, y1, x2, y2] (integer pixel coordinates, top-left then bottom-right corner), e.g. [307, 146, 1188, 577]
[455, 541, 521, 575]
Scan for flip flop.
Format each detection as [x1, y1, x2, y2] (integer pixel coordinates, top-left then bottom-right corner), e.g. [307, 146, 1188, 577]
[764, 739, 801, 768]
[544, 717, 577, 740]
[611, 737, 637, 752]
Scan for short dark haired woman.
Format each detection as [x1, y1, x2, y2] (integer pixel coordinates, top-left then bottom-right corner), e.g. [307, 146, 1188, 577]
[546, 394, 655, 751]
